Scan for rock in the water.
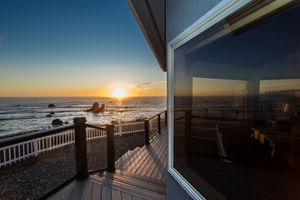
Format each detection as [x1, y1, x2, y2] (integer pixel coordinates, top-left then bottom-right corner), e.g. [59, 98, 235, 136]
[52, 119, 63, 126]
[46, 114, 52, 118]
[48, 104, 55, 108]
[64, 121, 69, 124]
[86, 102, 105, 113]
[50, 112, 55, 115]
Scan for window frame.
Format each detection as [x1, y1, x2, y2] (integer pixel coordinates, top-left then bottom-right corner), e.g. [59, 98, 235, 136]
[167, 0, 294, 199]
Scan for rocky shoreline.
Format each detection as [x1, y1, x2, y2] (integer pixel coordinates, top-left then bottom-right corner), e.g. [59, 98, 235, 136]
[0, 132, 145, 200]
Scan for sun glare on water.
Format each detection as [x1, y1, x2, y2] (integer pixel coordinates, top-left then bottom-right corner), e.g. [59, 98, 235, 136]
[111, 87, 128, 99]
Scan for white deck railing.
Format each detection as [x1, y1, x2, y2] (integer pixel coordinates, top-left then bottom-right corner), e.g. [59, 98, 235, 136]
[0, 122, 145, 168]
[115, 122, 145, 136]
[176, 125, 228, 160]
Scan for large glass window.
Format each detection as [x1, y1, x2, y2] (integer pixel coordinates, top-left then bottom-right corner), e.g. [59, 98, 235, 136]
[173, 3, 300, 200]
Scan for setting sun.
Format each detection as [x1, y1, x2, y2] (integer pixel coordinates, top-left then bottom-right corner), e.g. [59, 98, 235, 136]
[111, 87, 128, 99]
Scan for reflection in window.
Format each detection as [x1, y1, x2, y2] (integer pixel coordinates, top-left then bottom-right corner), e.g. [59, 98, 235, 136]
[193, 78, 247, 120]
[173, 3, 300, 200]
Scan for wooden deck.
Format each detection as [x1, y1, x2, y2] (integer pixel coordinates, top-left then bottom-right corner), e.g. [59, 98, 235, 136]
[115, 128, 167, 182]
[48, 129, 167, 200]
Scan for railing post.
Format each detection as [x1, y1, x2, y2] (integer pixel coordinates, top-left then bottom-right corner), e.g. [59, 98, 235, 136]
[165, 110, 167, 127]
[144, 120, 150, 145]
[158, 114, 161, 134]
[106, 124, 115, 173]
[73, 117, 88, 181]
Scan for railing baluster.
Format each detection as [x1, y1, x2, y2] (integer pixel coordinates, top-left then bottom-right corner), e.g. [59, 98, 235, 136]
[67, 131, 70, 143]
[34, 139, 38, 156]
[3, 149, 6, 165]
[8, 147, 11, 163]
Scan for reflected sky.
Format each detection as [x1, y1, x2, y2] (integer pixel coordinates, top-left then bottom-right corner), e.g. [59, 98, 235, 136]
[193, 78, 246, 97]
[260, 79, 300, 94]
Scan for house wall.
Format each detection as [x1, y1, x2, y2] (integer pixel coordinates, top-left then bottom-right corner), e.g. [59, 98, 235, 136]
[167, 174, 193, 200]
[166, 0, 222, 199]
[166, 0, 221, 42]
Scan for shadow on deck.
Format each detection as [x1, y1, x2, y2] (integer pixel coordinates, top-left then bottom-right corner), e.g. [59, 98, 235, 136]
[48, 129, 167, 200]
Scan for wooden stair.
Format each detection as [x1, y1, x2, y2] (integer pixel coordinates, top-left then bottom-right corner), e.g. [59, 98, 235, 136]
[48, 170, 166, 200]
[114, 130, 167, 182]
[90, 171, 166, 200]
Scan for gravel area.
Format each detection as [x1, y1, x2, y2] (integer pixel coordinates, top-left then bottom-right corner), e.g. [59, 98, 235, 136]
[0, 132, 145, 200]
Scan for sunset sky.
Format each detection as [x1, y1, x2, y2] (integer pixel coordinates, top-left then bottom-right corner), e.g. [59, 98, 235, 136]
[0, 0, 166, 97]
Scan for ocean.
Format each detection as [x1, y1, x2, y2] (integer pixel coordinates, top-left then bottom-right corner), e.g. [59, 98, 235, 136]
[0, 97, 166, 137]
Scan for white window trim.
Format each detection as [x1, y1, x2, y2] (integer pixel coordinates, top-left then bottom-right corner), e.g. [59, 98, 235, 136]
[167, 0, 294, 199]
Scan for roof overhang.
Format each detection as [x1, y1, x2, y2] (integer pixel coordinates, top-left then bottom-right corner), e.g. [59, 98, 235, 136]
[127, 0, 166, 71]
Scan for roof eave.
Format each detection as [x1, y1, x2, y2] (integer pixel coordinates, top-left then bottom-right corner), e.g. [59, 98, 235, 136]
[127, 0, 166, 71]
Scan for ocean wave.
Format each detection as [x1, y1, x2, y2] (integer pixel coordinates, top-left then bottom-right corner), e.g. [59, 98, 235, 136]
[0, 129, 43, 139]
[114, 106, 138, 109]
[106, 109, 137, 112]
[0, 109, 85, 116]
[0, 116, 41, 121]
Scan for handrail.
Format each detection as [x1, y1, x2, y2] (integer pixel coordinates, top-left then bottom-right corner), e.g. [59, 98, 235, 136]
[146, 110, 166, 121]
[86, 124, 106, 130]
[174, 116, 185, 121]
[0, 125, 74, 148]
[145, 110, 167, 142]
[115, 121, 145, 126]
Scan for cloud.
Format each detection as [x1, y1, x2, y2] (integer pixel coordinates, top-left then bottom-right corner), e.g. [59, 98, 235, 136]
[132, 80, 166, 96]
[136, 82, 152, 88]
[135, 80, 166, 88]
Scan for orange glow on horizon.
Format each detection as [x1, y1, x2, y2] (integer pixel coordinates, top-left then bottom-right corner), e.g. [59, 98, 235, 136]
[0, 80, 167, 97]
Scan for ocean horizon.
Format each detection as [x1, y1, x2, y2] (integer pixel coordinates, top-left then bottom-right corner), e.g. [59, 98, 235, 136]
[0, 96, 167, 137]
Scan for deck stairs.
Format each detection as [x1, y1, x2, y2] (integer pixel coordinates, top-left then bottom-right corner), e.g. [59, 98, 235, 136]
[89, 170, 166, 200]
